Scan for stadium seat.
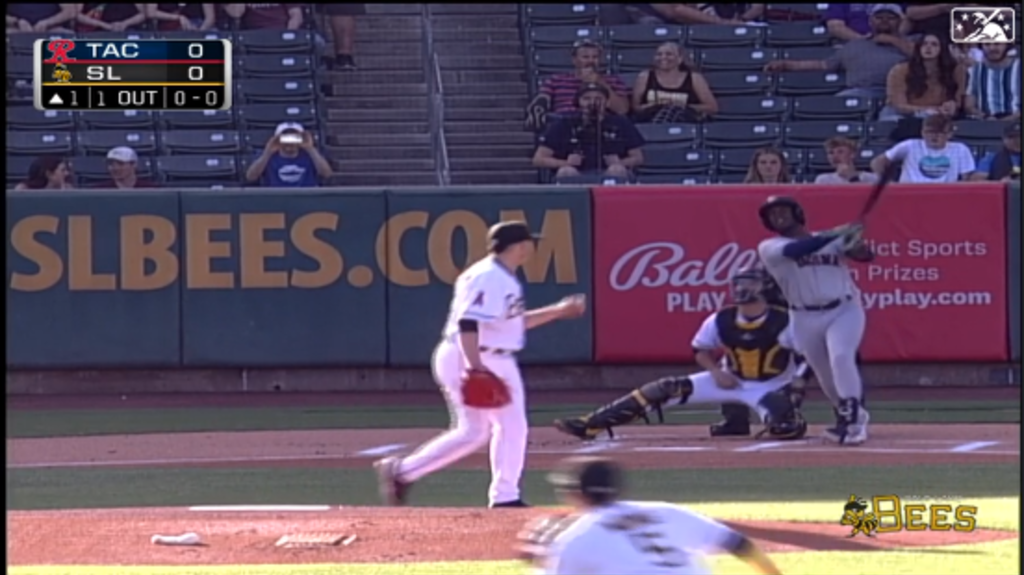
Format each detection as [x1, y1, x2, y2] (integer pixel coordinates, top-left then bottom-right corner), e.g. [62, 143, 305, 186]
[714, 96, 789, 121]
[613, 48, 656, 73]
[237, 103, 318, 130]
[866, 120, 899, 145]
[619, 71, 640, 91]
[76, 130, 158, 156]
[7, 131, 73, 156]
[159, 110, 236, 130]
[791, 95, 872, 120]
[954, 120, 1011, 146]
[523, 4, 600, 26]
[7, 109, 75, 132]
[6, 156, 34, 186]
[6, 32, 71, 56]
[160, 130, 242, 155]
[237, 29, 314, 54]
[775, 71, 846, 96]
[176, 181, 243, 190]
[702, 121, 781, 148]
[528, 25, 603, 49]
[702, 71, 773, 96]
[698, 47, 777, 72]
[532, 48, 576, 74]
[236, 54, 314, 79]
[7, 57, 33, 83]
[78, 110, 156, 130]
[157, 155, 239, 183]
[635, 123, 699, 147]
[764, 22, 831, 47]
[636, 174, 714, 185]
[685, 24, 764, 48]
[606, 24, 683, 49]
[234, 79, 316, 105]
[765, 3, 830, 23]
[805, 146, 882, 172]
[781, 46, 837, 61]
[555, 174, 628, 185]
[155, 30, 233, 41]
[783, 120, 866, 147]
[715, 172, 750, 183]
[636, 148, 716, 176]
[70, 155, 155, 184]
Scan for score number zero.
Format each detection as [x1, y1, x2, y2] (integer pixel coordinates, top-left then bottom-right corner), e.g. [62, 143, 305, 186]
[99, 41, 221, 109]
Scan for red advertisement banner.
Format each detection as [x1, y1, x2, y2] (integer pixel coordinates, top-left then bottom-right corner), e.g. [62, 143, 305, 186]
[593, 184, 1008, 363]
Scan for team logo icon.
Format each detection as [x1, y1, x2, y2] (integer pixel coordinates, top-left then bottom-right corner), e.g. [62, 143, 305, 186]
[52, 64, 72, 83]
[950, 7, 1016, 43]
[840, 495, 880, 538]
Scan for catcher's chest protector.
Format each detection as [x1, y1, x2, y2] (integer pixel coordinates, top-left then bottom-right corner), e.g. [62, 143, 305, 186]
[716, 306, 793, 381]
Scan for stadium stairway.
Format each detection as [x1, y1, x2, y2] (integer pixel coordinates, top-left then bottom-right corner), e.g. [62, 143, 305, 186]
[319, 3, 437, 186]
[428, 4, 537, 185]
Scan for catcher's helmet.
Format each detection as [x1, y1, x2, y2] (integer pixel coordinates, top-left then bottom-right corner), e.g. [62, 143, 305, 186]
[759, 195, 806, 232]
[548, 456, 622, 503]
[731, 266, 767, 304]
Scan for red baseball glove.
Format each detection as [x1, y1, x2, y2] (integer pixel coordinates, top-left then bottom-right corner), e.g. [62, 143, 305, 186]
[461, 369, 512, 408]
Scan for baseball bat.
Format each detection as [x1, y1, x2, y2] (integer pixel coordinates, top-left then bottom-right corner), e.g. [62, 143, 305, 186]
[856, 162, 899, 224]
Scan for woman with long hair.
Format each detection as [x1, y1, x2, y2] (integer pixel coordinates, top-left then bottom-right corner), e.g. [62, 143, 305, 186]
[15, 155, 73, 190]
[631, 42, 718, 123]
[743, 147, 791, 184]
[883, 33, 966, 121]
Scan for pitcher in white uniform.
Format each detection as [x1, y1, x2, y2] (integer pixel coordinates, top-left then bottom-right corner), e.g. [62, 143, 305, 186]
[756, 196, 874, 445]
[374, 221, 587, 508]
[519, 456, 783, 575]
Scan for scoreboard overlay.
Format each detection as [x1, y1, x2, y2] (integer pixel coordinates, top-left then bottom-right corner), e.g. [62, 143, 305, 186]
[34, 39, 232, 111]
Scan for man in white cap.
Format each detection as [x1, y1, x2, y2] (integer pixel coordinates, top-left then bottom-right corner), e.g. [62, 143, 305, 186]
[91, 146, 158, 189]
[244, 122, 333, 188]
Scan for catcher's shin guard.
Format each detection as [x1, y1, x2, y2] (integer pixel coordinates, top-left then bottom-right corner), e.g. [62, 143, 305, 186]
[755, 389, 807, 440]
[710, 403, 752, 437]
[554, 376, 693, 439]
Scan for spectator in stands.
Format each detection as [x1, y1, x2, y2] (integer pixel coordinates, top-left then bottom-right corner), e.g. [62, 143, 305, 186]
[323, 4, 364, 71]
[14, 155, 73, 191]
[764, 4, 916, 99]
[825, 3, 912, 41]
[92, 147, 159, 189]
[904, 3, 955, 43]
[971, 122, 1021, 181]
[628, 4, 765, 25]
[76, 3, 147, 32]
[870, 114, 975, 182]
[6, 4, 76, 32]
[964, 42, 1021, 121]
[145, 3, 216, 31]
[743, 147, 791, 184]
[814, 137, 879, 184]
[532, 83, 645, 181]
[538, 39, 630, 116]
[632, 42, 718, 123]
[223, 3, 303, 30]
[883, 33, 965, 121]
[245, 122, 333, 187]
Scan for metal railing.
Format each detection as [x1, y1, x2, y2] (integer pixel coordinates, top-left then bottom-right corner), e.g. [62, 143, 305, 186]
[422, 4, 452, 186]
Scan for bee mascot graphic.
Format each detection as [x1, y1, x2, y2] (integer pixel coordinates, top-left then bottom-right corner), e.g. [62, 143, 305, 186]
[840, 495, 880, 538]
[52, 64, 72, 83]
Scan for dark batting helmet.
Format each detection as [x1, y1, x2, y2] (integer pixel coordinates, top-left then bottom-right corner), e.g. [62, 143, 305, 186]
[731, 267, 767, 304]
[759, 196, 806, 232]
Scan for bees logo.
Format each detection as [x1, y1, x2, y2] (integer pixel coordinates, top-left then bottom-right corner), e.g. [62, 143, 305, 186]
[52, 64, 72, 83]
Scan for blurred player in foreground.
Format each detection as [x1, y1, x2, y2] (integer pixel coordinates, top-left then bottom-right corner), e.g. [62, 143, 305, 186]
[518, 455, 783, 575]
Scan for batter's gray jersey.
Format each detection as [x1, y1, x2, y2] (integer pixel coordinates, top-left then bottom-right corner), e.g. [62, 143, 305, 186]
[758, 236, 861, 308]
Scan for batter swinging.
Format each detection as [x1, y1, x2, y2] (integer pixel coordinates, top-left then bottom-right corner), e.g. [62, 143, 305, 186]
[756, 196, 873, 445]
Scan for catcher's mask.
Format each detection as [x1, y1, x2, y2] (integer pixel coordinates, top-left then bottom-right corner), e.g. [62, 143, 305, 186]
[548, 456, 622, 505]
[759, 195, 806, 234]
[730, 267, 767, 304]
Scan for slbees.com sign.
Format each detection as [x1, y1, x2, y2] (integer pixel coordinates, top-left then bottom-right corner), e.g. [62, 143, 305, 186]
[592, 184, 1008, 363]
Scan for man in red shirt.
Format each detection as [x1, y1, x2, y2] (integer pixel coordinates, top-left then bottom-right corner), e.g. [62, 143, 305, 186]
[223, 3, 303, 30]
[91, 147, 159, 189]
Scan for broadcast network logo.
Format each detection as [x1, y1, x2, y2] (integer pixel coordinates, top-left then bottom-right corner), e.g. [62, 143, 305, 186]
[950, 6, 1016, 43]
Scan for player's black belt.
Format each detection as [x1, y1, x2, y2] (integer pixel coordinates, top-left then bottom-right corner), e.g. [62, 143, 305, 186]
[790, 295, 853, 312]
[480, 346, 517, 356]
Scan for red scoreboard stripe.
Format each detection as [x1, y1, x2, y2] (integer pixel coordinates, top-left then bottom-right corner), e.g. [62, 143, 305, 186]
[51, 60, 225, 65]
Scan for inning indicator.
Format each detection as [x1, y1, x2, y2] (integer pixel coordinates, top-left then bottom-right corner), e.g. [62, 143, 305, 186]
[34, 39, 233, 111]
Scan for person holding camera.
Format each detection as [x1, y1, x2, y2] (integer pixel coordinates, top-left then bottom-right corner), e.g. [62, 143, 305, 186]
[245, 122, 334, 188]
[532, 84, 645, 182]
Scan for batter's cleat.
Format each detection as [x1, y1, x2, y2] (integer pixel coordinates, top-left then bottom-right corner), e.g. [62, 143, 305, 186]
[374, 457, 409, 506]
[490, 499, 531, 508]
[843, 408, 870, 445]
[823, 399, 868, 446]
[709, 420, 751, 437]
[554, 418, 604, 441]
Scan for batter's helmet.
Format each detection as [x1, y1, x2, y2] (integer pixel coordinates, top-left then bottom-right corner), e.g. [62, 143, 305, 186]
[548, 456, 622, 504]
[731, 267, 767, 304]
[759, 196, 806, 232]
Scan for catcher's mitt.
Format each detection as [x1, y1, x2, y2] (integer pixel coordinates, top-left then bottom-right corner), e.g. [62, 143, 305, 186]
[461, 369, 512, 408]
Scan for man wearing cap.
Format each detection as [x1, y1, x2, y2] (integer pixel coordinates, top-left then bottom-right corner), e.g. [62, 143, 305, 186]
[375, 221, 586, 509]
[244, 122, 333, 188]
[533, 83, 646, 181]
[971, 122, 1021, 181]
[765, 4, 917, 99]
[519, 456, 783, 575]
[90, 146, 159, 189]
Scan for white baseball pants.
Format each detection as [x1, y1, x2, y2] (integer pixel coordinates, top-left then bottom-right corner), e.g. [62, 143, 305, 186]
[394, 340, 528, 506]
[667, 371, 793, 422]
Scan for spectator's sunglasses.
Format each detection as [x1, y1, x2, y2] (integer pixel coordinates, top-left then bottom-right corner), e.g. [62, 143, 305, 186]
[571, 39, 602, 54]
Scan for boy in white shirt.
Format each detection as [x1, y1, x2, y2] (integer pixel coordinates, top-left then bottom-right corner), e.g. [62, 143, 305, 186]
[870, 114, 976, 182]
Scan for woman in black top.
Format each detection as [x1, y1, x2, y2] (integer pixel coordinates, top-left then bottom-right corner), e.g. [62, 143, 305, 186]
[76, 3, 146, 32]
[146, 3, 216, 31]
[631, 42, 719, 123]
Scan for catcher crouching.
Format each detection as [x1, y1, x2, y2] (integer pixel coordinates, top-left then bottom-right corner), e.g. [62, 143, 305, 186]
[555, 267, 808, 441]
